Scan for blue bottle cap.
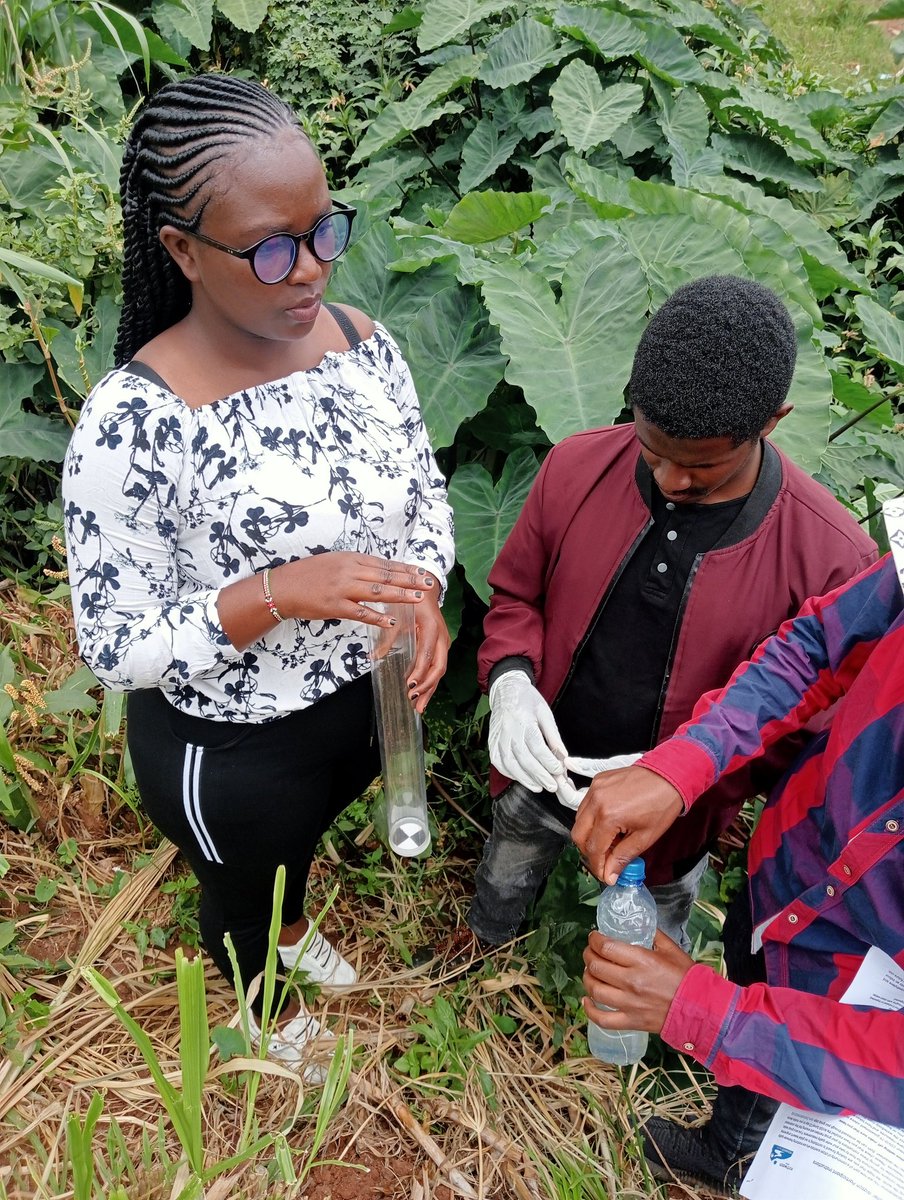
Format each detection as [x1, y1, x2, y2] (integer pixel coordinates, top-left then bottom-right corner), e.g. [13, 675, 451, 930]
[616, 858, 645, 884]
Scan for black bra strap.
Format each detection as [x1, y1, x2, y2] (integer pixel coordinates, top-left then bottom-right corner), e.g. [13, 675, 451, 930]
[126, 360, 174, 392]
[325, 302, 362, 349]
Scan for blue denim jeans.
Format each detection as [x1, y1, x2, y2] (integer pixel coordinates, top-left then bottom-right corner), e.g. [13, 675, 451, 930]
[467, 782, 707, 950]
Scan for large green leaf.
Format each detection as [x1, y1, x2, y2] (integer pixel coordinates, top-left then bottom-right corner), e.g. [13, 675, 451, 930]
[448, 448, 539, 603]
[215, 0, 268, 32]
[478, 15, 571, 89]
[773, 334, 833, 471]
[616, 214, 745, 307]
[868, 99, 904, 146]
[553, 3, 647, 57]
[405, 286, 506, 449]
[0, 364, 72, 463]
[459, 119, 523, 192]
[480, 240, 649, 442]
[868, 1, 904, 15]
[442, 190, 550, 244]
[666, 0, 745, 55]
[710, 131, 822, 193]
[156, 0, 212, 50]
[632, 19, 707, 84]
[349, 55, 480, 165]
[653, 81, 710, 157]
[551, 62, 644, 154]
[418, 0, 514, 52]
[720, 84, 835, 163]
[697, 175, 866, 297]
[854, 296, 904, 377]
[330, 223, 457, 353]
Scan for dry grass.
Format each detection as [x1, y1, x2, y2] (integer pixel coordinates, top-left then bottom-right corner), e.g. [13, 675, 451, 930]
[0, 585, 721, 1200]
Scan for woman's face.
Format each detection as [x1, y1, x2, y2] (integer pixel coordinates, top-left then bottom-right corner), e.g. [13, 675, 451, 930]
[177, 128, 336, 344]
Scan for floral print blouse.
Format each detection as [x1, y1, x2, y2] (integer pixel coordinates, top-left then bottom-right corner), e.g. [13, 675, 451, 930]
[62, 325, 455, 722]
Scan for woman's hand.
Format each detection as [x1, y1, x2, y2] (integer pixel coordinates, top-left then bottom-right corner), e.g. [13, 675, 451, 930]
[408, 589, 450, 713]
[582, 929, 695, 1035]
[276, 552, 434, 626]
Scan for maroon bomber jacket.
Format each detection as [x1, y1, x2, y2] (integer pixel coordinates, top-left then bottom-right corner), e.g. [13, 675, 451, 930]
[478, 423, 878, 886]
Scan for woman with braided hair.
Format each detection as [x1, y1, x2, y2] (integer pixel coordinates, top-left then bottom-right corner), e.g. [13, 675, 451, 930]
[62, 74, 454, 1078]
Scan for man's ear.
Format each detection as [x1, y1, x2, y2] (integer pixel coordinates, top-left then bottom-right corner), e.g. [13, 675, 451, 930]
[159, 224, 200, 282]
[760, 403, 793, 439]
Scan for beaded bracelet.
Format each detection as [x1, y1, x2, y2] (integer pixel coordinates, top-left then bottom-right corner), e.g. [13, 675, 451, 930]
[261, 568, 283, 623]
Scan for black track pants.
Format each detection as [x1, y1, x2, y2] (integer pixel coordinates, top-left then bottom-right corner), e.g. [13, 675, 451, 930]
[126, 678, 379, 1006]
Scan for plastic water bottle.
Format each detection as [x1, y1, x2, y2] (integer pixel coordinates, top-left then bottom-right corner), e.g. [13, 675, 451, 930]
[588, 858, 657, 1065]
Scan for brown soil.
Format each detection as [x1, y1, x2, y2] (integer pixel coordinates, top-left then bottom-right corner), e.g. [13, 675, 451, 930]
[302, 1150, 453, 1199]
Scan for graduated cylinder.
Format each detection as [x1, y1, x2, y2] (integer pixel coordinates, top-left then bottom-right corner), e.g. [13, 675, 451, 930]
[367, 602, 431, 858]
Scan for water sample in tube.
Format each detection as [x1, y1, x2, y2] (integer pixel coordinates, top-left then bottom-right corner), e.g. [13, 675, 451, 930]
[368, 602, 432, 858]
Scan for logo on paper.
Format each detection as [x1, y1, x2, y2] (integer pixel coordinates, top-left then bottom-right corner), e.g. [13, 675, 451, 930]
[770, 1145, 794, 1164]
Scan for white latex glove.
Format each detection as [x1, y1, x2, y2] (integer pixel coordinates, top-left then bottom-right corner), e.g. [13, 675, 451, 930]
[488, 670, 568, 793]
[557, 752, 645, 811]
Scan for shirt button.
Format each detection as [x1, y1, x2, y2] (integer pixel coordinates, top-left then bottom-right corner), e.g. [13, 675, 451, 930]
[657, 562, 668, 573]
[683, 1042, 695, 1052]
[788, 913, 799, 924]
[887, 820, 900, 832]
[666, 502, 675, 510]
[667, 530, 678, 541]
[826, 885, 836, 896]
[843, 865, 852, 876]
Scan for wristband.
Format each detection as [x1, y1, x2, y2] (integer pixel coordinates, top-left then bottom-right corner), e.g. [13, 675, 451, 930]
[261, 568, 283, 623]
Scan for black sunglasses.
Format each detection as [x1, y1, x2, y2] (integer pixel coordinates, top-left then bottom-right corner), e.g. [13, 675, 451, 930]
[187, 201, 357, 284]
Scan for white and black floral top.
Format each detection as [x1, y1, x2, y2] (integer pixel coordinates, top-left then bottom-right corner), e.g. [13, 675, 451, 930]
[63, 324, 455, 722]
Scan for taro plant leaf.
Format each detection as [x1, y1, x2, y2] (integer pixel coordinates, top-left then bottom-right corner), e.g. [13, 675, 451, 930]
[441, 190, 550, 243]
[417, 0, 514, 52]
[448, 448, 539, 603]
[709, 132, 823, 193]
[774, 335, 833, 471]
[831, 372, 893, 430]
[480, 240, 649, 443]
[478, 15, 571, 89]
[215, 0, 268, 33]
[331, 222, 458, 353]
[867, 1, 904, 15]
[721, 84, 835, 163]
[349, 55, 480, 165]
[868, 99, 904, 146]
[156, 0, 213, 49]
[668, 0, 745, 55]
[405, 286, 506, 449]
[697, 175, 865, 297]
[653, 81, 710, 157]
[459, 119, 523, 192]
[550, 62, 644, 155]
[553, 3, 647, 57]
[632, 18, 708, 84]
[0, 363, 72, 463]
[853, 296, 904, 376]
[615, 213, 745, 306]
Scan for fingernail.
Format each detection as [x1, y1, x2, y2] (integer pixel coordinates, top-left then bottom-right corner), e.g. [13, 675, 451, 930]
[414, 590, 423, 598]
[408, 680, 418, 689]
[389, 618, 397, 627]
[411, 692, 420, 701]
[417, 567, 426, 575]
[424, 577, 434, 586]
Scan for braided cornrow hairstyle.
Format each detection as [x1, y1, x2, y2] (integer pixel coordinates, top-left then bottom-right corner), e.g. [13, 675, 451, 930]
[115, 74, 304, 367]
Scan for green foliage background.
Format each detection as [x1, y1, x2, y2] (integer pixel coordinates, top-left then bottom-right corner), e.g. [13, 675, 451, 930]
[2, 0, 904, 720]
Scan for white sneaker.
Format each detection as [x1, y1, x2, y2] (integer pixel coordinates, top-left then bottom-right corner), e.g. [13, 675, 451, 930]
[279, 925, 357, 986]
[247, 1007, 329, 1084]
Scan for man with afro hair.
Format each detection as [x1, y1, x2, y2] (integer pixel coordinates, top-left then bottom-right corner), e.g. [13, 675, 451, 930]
[461, 273, 875, 955]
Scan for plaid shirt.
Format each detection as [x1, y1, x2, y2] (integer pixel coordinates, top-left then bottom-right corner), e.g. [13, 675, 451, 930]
[647, 554, 904, 1125]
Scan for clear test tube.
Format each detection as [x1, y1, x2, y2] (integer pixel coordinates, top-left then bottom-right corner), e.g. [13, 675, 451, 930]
[367, 602, 432, 858]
